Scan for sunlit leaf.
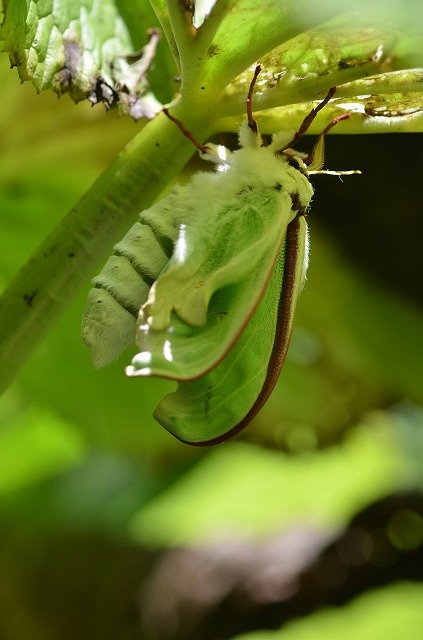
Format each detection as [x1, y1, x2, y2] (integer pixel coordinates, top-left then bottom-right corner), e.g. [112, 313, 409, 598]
[0, 0, 162, 116]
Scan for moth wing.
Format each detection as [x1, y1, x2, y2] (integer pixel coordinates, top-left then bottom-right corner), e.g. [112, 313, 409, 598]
[127, 186, 295, 381]
[153, 216, 309, 445]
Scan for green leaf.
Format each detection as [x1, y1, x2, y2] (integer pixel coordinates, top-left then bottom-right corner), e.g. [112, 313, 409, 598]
[163, 0, 380, 97]
[219, 21, 398, 116]
[230, 582, 423, 640]
[130, 415, 419, 547]
[0, 0, 162, 116]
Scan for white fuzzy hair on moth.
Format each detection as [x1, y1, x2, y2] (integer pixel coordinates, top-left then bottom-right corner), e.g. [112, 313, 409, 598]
[176, 120, 315, 217]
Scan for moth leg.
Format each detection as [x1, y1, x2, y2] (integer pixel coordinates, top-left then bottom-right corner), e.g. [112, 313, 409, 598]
[284, 86, 337, 150]
[305, 112, 361, 175]
[286, 93, 360, 175]
[306, 113, 351, 171]
[162, 108, 209, 154]
[246, 64, 261, 135]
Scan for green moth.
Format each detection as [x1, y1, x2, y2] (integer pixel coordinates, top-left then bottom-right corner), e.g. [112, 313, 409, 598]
[82, 66, 358, 445]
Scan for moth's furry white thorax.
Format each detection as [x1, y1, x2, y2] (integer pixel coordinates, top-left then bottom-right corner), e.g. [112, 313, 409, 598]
[198, 121, 313, 212]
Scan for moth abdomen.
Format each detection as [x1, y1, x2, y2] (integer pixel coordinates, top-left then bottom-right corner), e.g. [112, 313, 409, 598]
[114, 221, 170, 279]
[82, 215, 175, 368]
[92, 255, 149, 317]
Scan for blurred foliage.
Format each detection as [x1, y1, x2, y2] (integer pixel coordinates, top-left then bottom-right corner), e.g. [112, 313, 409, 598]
[130, 420, 423, 547]
[0, 2, 423, 639]
[232, 582, 423, 640]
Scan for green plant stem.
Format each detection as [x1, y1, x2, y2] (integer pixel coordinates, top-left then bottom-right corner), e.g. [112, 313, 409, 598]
[0, 109, 209, 395]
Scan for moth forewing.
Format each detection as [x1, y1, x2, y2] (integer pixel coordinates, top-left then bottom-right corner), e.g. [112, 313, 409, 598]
[126, 145, 311, 382]
[152, 212, 310, 445]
